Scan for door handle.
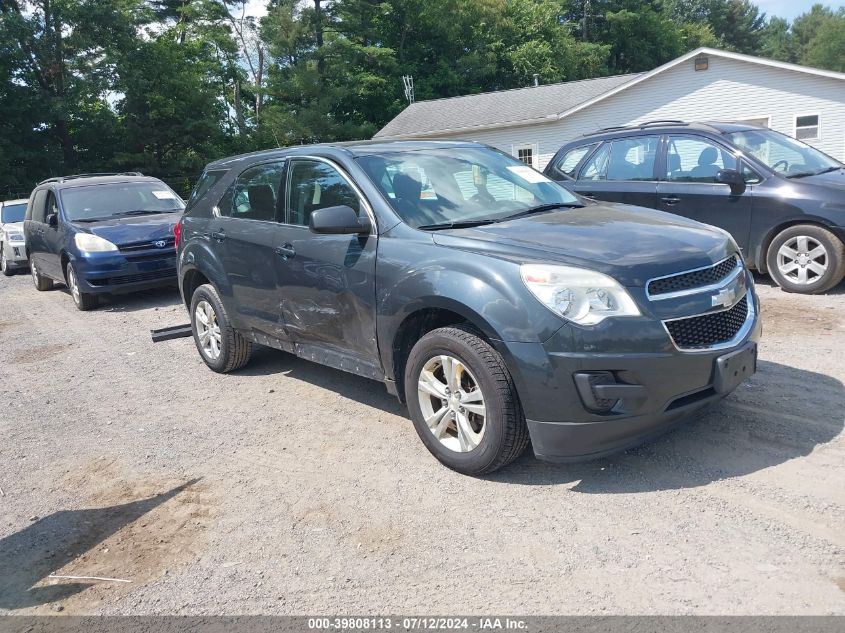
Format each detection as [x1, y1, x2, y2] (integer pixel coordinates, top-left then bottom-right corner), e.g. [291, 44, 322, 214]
[661, 196, 681, 205]
[210, 230, 226, 242]
[275, 244, 296, 259]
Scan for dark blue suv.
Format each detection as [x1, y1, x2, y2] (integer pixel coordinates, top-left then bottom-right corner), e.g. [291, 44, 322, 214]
[23, 173, 184, 310]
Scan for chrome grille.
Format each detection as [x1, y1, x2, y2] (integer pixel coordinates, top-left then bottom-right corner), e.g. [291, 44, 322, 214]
[648, 255, 739, 297]
[665, 296, 749, 350]
[119, 237, 175, 252]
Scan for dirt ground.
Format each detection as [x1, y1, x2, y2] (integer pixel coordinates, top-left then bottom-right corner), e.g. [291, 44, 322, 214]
[0, 271, 843, 615]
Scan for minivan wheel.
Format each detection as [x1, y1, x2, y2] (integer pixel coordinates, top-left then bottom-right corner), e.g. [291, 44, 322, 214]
[190, 283, 252, 373]
[66, 263, 97, 310]
[767, 225, 845, 294]
[30, 257, 53, 291]
[404, 325, 529, 476]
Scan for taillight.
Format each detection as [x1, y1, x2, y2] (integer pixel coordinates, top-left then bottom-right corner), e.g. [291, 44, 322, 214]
[174, 219, 183, 250]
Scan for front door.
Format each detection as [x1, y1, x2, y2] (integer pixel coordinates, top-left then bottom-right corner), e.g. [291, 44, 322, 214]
[570, 135, 661, 208]
[658, 134, 754, 252]
[26, 189, 49, 270]
[41, 190, 64, 278]
[274, 157, 380, 376]
[212, 159, 289, 338]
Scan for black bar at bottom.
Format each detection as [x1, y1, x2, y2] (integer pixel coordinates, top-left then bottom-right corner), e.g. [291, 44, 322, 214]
[150, 323, 192, 343]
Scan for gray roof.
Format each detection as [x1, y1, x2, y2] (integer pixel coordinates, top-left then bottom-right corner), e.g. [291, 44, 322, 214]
[375, 73, 642, 139]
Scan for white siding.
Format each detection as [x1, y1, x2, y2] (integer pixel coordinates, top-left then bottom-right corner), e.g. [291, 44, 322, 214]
[436, 55, 845, 167]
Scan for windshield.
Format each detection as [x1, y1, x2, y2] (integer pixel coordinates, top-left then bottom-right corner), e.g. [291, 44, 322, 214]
[357, 147, 581, 229]
[1, 203, 27, 224]
[61, 182, 185, 221]
[725, 129, 842, 177]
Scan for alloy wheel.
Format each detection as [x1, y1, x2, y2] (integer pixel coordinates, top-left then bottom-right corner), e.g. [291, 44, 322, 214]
[195, 300, 222, 360]
[67, 266, 81, 305]
[777, 235, 828, 286]
[417, 354, 486, 453]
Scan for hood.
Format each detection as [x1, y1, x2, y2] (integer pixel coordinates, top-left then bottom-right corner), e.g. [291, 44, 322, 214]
[1, 221, 24, 234]
[431, 202, 734, 287]
[792, 167, 845, 194]
[73, 212, 181, 246]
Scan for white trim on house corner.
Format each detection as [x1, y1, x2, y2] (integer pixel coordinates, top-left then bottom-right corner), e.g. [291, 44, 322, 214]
[793, 113, 821, 141]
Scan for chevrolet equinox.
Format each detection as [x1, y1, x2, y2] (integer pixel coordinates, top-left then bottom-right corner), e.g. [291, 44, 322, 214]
[176, 141, 761, 475]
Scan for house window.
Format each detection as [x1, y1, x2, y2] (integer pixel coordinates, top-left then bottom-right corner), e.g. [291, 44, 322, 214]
[513, 143, 538, 168]
[795, 115, 819, 141]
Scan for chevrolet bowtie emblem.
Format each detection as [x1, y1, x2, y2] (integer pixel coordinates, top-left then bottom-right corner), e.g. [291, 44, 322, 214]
[712, 287, 735, 308]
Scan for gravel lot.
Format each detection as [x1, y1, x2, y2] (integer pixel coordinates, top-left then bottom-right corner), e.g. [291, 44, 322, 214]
[0, 271, 843, 615]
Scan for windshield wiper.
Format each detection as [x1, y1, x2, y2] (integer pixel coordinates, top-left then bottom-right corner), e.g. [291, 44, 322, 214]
[114, 209, 175, 216]
[417, 219, 498, 231]
[813, 166, 843, 175]
[498, 202, 584, 222]
[785, 171, 816, 179]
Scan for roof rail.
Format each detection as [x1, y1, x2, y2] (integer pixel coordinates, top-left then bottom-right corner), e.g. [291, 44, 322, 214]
[584, 120, 689, 137]
[37, 172, 144, 186]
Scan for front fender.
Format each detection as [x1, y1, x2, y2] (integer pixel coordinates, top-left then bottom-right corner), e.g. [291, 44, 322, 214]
[375, 231, 565, 378]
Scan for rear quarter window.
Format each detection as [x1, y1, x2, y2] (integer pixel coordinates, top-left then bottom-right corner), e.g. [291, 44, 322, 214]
[555, 143, 598, 179]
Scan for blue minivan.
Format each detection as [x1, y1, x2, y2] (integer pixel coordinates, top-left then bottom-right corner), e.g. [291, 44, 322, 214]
[23, 173, 184, 310]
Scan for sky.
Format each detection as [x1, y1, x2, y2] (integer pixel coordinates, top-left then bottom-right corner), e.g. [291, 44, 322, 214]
[241, 1, 842, 23]
[755, 0, 840, 21]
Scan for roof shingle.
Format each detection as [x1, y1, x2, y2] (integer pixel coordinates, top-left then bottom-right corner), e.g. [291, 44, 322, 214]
[374, 73, 641, 138]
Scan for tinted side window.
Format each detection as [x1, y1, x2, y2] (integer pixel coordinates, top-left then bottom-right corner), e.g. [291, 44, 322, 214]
[556, 143, 598, 179]
[286, 160, 361, 227]
[665, 136, 737, 183]
[186, 169, 227, 211]
[30, 189, 48, 223]
[220, 161, 285, 221]
[606, 136, 658, 181]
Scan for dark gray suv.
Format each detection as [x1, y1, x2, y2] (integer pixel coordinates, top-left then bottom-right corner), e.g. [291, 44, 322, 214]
[176, 141, 760, 475]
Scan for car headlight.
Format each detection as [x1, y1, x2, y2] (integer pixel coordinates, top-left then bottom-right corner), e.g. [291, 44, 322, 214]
[520, 263, 641, 325]
[75, 233, 118, 253]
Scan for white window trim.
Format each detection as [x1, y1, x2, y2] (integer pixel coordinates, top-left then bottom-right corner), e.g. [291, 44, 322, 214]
[512, 143, 539, 168]
[794, 113, 820, 141]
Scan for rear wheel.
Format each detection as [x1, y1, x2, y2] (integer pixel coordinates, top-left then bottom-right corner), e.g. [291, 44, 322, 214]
[66, 263, 98, 311]
[767, 225, 845, 294]
[404, 325, 529, 476]
[190, 283, 252, 373]
[30, 257, 53, 291]
[1, 244, 13, 276]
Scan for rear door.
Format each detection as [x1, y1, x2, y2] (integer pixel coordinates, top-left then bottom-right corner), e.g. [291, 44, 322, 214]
[211, 159, 290, 338]
[273, 157, 381, 377]
[657, 134, 754, 251]
[570, 135, 661, 208]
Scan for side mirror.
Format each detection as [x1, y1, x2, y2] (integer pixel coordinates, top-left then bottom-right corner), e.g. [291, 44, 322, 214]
[46, 213, 58, 227]
[309, 205, 371, 235]
[717, 169, 747, 196]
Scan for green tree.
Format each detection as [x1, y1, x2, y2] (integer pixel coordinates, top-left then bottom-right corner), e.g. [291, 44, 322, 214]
[802, 8, 845, 72]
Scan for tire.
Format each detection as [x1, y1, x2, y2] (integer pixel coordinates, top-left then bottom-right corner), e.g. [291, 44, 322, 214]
[30, 257, 53, 291]
[190, 283, 252, 373]
[65, 263, 98, 311]
[404, 325, 529, 476]
[766, 224, 845, 294]
[1, 244, 13, 276]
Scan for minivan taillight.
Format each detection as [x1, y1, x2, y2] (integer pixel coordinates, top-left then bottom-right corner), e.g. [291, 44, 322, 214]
[174, 219, 183, 250]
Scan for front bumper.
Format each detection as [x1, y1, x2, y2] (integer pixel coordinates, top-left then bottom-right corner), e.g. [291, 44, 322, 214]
[498, 288, 762, 462]
[73, 250, 177, 294]
[2, 241, 28, 266]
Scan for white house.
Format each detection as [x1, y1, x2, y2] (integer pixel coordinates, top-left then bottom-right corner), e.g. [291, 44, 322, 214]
[374, 47, 845, 166]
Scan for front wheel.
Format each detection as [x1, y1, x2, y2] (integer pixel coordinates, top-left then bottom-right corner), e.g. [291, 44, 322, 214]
[190, 283, 252, 373]
[66, 263, 98, 310]
[767, 225, 845, 294]
[30, 257, 53, 291]
[1, 244, 13, 276]
[404, 325, 529, 476]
